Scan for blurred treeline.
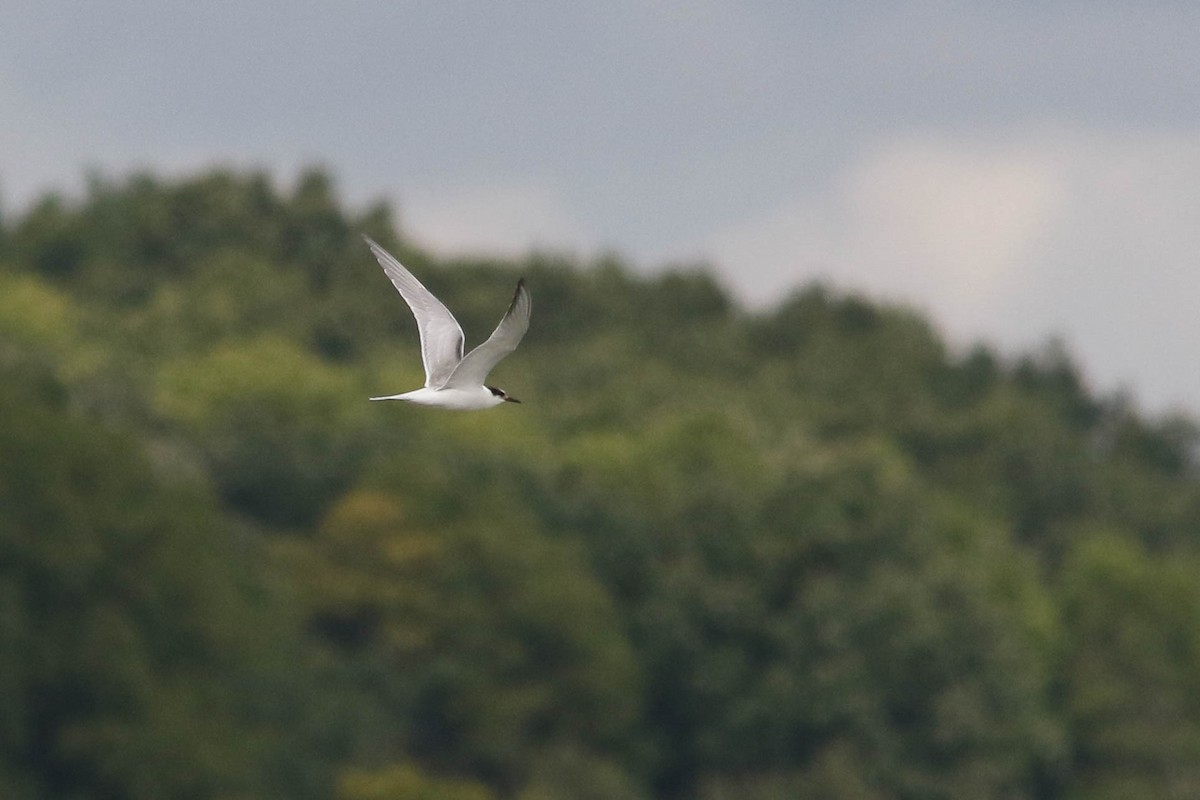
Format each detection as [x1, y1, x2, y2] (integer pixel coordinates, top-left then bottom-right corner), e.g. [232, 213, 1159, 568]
[3, 168, 1200, 800]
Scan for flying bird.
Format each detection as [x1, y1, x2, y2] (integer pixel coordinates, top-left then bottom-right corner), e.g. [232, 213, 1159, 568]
[363, 235, 530, 409]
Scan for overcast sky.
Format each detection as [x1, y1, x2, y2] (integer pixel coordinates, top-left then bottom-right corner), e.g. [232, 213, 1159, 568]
[4, 1, 1199, 415]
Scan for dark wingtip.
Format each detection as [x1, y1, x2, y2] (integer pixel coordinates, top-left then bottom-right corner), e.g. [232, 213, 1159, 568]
[511, 277, 528, 305]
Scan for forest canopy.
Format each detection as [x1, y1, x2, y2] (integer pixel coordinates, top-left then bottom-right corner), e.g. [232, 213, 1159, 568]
[2, 168, 1199, 800]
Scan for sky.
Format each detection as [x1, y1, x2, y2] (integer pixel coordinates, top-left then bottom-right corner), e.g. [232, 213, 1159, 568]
[4, 1, 1200, 415]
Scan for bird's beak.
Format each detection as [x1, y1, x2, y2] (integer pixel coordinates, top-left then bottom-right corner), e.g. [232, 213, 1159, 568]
[505, 396, 521, 403]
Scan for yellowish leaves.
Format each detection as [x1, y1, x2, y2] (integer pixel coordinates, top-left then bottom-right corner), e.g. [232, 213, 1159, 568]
[0, 273, 75, 348]
[337, 763, 494, 800]
[153, 335, 359, 426]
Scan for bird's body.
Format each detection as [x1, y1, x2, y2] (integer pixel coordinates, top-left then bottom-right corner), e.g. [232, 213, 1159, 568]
[369, 386, 508, 409]
[363, 236, 530, 410]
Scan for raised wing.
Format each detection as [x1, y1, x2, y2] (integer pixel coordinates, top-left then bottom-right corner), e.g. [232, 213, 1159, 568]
[364, 235, 464, 388]
[442, 279, 531, 389]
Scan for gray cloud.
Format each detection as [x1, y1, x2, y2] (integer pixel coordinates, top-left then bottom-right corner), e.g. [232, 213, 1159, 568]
[706, 127, 1200, 412]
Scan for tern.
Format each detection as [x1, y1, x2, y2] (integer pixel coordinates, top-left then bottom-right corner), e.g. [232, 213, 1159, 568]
[363, 235, 530, 410]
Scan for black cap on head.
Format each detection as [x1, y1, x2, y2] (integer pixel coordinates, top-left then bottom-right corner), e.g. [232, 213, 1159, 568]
[487, 385, 520, 403]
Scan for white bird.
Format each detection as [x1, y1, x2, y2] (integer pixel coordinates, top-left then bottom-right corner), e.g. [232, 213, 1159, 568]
[363, 235, 530, 410]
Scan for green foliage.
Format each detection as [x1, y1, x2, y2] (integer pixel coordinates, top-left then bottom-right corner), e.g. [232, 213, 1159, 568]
[154, 336, 369, 526]
[1061, 535, 1200, 799]
[282, 486, 641, 790]
[0, 356, 329, 799]
[3, 167, 1200, 799]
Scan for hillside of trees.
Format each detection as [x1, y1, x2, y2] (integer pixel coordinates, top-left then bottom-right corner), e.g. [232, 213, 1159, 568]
[3, 168, 1200, 800]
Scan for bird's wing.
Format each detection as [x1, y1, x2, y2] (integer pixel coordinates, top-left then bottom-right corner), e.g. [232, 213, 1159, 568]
[364, 235, 464, 388]
[442, 279, 531, 389]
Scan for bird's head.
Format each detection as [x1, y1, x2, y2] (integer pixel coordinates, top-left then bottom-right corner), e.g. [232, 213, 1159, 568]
[487, 385, 521, 404]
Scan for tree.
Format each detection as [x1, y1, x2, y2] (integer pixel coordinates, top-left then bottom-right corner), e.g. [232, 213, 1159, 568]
[153, 336, 369, 527]
[6, 165, 1200, 799]
[0, 360, 328, 799]
[1061, 536, 1200, 799]
[282, 486, 643, 793]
